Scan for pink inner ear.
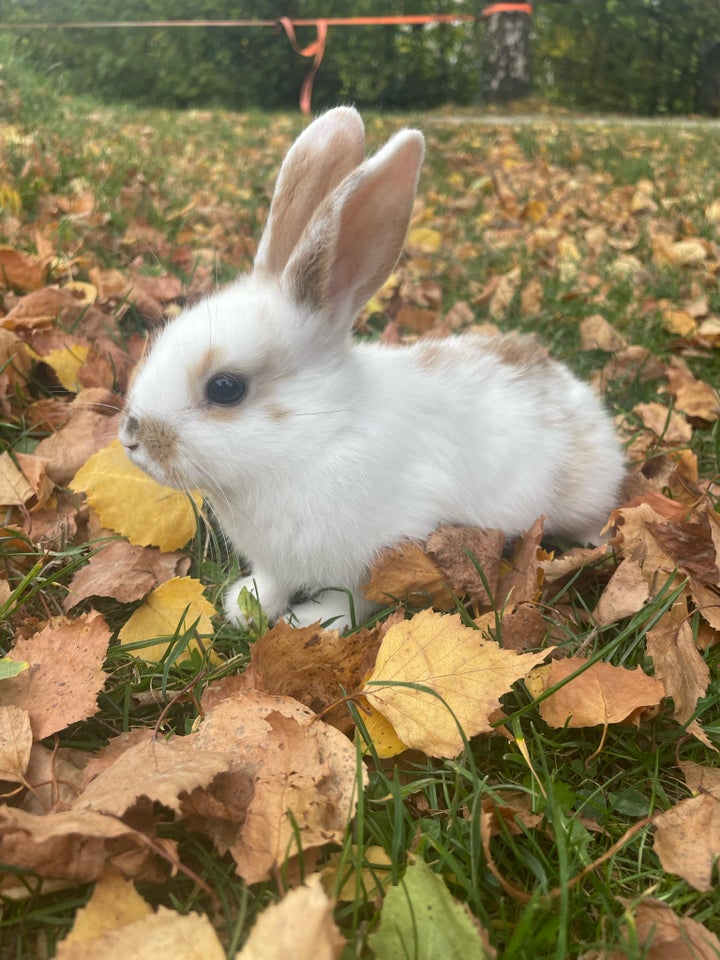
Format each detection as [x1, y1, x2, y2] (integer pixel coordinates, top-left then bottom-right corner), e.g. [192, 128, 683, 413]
[326, 132, 424, 318]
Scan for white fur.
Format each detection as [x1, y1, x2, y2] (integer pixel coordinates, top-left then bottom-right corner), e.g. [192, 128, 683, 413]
[120, 108, 625, 629]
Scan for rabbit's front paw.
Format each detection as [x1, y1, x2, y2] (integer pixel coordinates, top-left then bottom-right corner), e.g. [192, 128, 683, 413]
[224, 572, 289, 628]
[286, 589, 375, 631]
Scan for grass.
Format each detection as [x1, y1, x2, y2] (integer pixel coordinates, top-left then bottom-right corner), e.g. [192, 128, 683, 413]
[1, 36, 720, 959]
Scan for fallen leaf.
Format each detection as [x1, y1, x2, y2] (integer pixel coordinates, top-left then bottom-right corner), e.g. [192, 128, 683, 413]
[368, 858, 494, 960]
[238, 874, 345, 960]
[534, 658, 664, 728]
[426, 525, 505, 607]
[190, 691, 364, 883]
[0, 806, 161, 883]
[0, 247, 46, 291]
[60, 867, 152, 945]
[580, 314, 627, 352]
[41, 344, 91, 392]
[75, 735, 233, 817]
[0, 705, 32, 783]
[654, 794, 720, 892]
[35, 407, 120, 485]
[646, 600, 711, 746]
[363, 609, 551, 757]
[70, 440, 201, 551]
[2, 611, 112, 739]
[117, 576, 216, 663]
[628, 898, 720, 959]
[593, 558, 650, 626]
[56, 904, 226, 960]
[364, 540, 455, 611]
[64, 540, 189, 611]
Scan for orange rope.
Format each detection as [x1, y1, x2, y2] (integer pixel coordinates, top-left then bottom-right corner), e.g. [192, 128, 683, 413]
[1, 10, 534, 114]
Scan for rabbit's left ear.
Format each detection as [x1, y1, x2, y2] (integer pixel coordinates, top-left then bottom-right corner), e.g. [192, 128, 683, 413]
[283, 128, 425, 328]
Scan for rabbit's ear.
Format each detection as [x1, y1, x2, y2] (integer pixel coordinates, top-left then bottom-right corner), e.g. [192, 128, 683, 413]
[283, 128, 424, 327]
[254, 107, 366, 279]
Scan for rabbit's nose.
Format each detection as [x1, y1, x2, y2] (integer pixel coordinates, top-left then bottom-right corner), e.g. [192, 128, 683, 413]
[119, 412, 140, 450]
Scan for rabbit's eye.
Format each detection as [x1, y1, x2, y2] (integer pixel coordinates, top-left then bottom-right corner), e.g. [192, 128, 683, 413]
[205, 373, 247, 405]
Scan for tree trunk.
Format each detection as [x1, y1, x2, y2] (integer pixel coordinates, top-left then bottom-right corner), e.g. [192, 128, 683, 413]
[482, 11, 531, 102]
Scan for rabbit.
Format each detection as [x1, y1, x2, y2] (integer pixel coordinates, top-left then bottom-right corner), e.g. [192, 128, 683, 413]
[119, 106, 625, 631]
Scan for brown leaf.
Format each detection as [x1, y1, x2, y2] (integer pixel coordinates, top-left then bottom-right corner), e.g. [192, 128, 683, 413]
[654, 795, 720, 892]
[646, 600, 711, 746]
[0, 248, 46, 292]
[2, 611, 112, 739]
[364, 540, 455, 611]
[664, 358, 720, 421]
[426, 525, 505, 607]
[238, 874, 345, 960]
[35, 407, 120, 486]
[535, 658, 664, 728]
[496, 516, 546, 606]
[0, 705, 32, 783]
[237, 619, 381, 733]
[190, 691, 364, 883]
[75, 736, 234, 817]
[627, 899, 720, 959]
[593, 557, 650, 626]
[579, 314, 627, 352]
[0, 806, 161, 883]
[64, 540, 189, 611]
[633, 402, 692, 444]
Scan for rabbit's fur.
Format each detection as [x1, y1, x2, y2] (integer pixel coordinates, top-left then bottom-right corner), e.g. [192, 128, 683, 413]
[120, 107, 625, 629]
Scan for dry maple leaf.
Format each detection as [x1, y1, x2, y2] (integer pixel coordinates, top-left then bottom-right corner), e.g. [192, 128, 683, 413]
[70, 439, 201, 552]
[532, 658, 664, 729]
[238, 874, 345, 960]
[362, 608, 551, 758]
[1, 610, 112, 739]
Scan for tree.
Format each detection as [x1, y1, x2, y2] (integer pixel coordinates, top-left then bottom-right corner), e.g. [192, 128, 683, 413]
[481, 5, 532, 102]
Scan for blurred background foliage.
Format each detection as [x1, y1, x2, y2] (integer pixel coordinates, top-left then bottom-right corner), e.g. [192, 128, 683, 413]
[0, 0, 719, 114]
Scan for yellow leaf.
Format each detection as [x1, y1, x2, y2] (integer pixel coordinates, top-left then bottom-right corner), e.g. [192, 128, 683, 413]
[42, 344, 90, 392]
[118, 576, 216, 663]
[63, 867, 152, 945]
[63, 281, 98, 306]
[362, 609, 551, 758]
[70, 440, 201, 551]
[704, 198, 720, 223]
[356, 696, 410, 759]
[662, 309, 698, 338]
[407, 227, 442, 253]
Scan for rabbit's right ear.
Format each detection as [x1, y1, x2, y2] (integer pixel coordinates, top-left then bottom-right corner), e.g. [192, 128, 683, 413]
[254, 107, 366, 278]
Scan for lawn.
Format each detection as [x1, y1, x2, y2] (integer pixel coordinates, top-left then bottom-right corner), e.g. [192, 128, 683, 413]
[1, 41, 719, 960]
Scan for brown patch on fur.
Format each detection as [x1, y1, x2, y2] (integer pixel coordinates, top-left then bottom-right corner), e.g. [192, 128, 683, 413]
[480, 333, 552, 369]
[265, 403, 292, 421]
[189, 346, 221, 389]
[415, 340, 447, 371]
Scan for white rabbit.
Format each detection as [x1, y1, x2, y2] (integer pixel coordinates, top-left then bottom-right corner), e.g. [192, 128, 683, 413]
[119, 107, 624, 630]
